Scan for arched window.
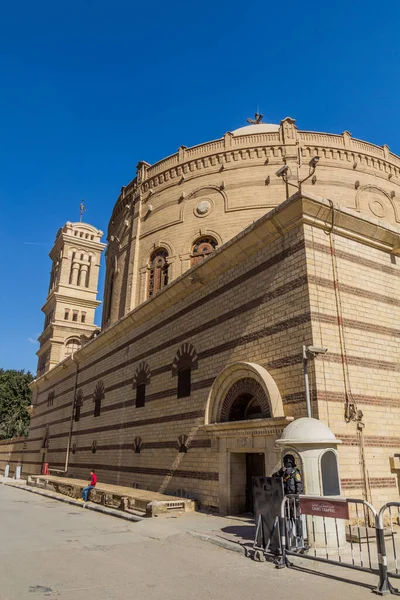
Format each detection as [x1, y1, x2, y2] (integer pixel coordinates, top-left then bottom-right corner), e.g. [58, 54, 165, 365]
[103, 271, 115, 324]
[172, 343, 198, 399]
[133, 362, 151, 408]
[74, 389, 83, 422]
[220, 378, 271, 422]
[321, 450, 340, 496]
[47, 391, 55, 408]
[178, 367, 191, 398]
[190, 236, 218, 266]
[148, 249, 169, 298]
[65, 338, 81, 356]
[93, 381, 105, 417]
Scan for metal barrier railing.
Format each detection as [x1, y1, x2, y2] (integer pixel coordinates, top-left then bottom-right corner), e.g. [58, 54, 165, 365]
[281, 495, 379, 574]
[377, 502, 400, 594]
[254, 494, 400, 595]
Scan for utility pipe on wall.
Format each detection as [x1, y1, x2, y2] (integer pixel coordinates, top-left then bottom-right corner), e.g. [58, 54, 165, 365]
[303, 345, 312, 418]
[48, 354, 79, 475]
[303, 345, 328, 419]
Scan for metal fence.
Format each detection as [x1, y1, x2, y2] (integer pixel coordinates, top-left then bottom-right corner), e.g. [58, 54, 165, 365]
[377, 502, 400, 594]
[254, 494, 400, 595]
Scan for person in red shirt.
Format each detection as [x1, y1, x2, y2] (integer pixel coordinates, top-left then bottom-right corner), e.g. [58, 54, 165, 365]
[81, 470, 97, 502]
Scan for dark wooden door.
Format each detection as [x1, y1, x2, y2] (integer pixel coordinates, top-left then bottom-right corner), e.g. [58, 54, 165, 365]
[246, 453, 265, 513]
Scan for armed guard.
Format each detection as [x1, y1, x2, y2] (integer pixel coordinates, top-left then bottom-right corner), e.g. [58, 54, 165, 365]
[273, 454, 304, 550]
[273, 453, 303, 494]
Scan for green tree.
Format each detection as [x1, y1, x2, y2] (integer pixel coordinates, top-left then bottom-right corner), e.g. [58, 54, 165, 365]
[0, 369, 34, 440]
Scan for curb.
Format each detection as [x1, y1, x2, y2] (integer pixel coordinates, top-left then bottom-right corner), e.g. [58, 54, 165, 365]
[3, 482, 144, 523]
[187, 530, 245, 555]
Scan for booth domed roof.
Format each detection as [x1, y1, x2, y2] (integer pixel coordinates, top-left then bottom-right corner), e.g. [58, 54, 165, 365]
[231, 123, 280, 136]
[277, 417, 339, 445]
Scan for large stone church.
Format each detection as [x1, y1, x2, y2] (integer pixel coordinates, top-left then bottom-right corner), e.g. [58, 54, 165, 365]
[2, 117, 399, 514]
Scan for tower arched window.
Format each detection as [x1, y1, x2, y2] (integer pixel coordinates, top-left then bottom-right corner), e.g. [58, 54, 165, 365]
[148, 249, 169, 298]
[190, 237, 218, 266]
[65, 338, 81, 356]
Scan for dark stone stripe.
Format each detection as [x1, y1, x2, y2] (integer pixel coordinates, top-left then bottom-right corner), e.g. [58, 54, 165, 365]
[50, 410, 204, 440]
[341, 477, 397, 489]
[325, 353, 399, 372]
[37, 269, 308, 403]
[21, 436, 43, 444]
[30, 415, 71, 432]
[315, 390, 400, 408]
[36, 387, 75, 409]
[313, 313, 400, 338]
[0, 449, 34, 456]
[75, 275, 309, 391]
[75, 240, 307, 377]
[51, 439, 211, 453]
[338, 434, 400, 448]
[29, 378, 216, 433]
[64, 461, 219, 481]
[2, 460, 42, 466]
[308, 274, 400, 308]
[306, 240, 400, 277]
[198, 313, 310, 360]
[31, 399, 73, 421]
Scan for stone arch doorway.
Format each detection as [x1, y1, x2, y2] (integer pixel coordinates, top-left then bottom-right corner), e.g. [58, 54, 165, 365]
[204, 362, 287, 514]
[205, 362, 284, 424]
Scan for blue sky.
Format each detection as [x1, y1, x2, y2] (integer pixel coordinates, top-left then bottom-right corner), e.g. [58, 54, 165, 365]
[1, 1, 399, 374]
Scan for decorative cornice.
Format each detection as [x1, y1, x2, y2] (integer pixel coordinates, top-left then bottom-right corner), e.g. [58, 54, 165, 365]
[203, 416, 292, 437]
[110, 125, 400, 224]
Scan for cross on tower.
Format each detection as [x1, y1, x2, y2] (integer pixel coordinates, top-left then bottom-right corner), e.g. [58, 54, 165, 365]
[79, 199, 86, 222]
[247, 112, 264, 125]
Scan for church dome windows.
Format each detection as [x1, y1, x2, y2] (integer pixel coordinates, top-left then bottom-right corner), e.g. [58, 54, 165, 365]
[147, 248, 169, 298]
[190, 236, 218, 266]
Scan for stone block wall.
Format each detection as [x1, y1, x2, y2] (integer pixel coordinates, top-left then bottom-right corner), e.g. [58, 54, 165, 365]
[0, 437, 26, 476]
[27, 215, 312, 510]
[305, 224, 400, 506]
[26, 194, 400, 512]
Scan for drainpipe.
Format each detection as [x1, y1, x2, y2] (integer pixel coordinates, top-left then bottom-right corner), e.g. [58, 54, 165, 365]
[48, 354, 79, 475]
[303, 346, 312, 418]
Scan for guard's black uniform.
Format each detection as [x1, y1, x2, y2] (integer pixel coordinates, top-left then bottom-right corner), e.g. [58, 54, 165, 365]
[273, 454, 304, 550]
[273, 465, 303, 495]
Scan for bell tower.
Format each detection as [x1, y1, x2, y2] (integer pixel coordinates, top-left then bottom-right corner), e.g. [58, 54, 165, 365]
[36, 221, 106, 377]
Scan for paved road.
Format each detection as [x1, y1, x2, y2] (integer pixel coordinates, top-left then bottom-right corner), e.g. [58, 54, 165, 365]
[0, 485, 377, 600]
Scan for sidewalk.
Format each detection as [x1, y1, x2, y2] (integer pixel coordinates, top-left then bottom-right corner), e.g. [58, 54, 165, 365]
[3, 474, 400, 591]
[0, 475, 254, 552]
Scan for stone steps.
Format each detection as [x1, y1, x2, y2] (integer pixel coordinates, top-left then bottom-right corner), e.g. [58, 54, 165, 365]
[27, 475, 196, 517]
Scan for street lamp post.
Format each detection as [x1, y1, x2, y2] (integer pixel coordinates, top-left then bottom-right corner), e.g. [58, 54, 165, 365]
[302, 345, 328, 418]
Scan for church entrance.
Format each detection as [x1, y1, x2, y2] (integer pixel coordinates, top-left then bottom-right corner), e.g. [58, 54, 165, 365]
[229, 451, 265, 514]
[203, 361, 287, 514]
[246, 452, 265, 513]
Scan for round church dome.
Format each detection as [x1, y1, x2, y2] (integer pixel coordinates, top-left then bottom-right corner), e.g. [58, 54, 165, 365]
[231, 123, 280, 136]
[277, 417, 340, 445]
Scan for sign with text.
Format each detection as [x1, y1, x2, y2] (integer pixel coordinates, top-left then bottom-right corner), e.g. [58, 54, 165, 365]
[299, 497, 349, 520]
